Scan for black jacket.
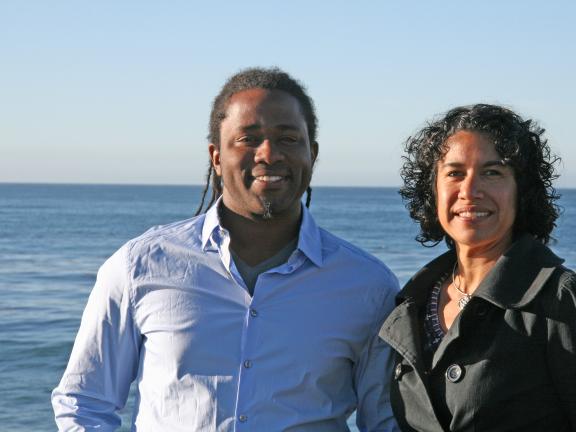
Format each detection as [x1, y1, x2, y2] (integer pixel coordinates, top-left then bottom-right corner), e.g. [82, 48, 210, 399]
[379, 234, 576, 431]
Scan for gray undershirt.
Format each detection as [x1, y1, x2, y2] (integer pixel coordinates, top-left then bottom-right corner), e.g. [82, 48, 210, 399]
[231, 238, 298, 296]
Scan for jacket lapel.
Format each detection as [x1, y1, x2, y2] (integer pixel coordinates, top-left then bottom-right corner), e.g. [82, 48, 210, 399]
[473, 233, 563, 309]
[379, 300, 425, 370]
[432, 234, 563, 368]
[380, 250, 456, 374]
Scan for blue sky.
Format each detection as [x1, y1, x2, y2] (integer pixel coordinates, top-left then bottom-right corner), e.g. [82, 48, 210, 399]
[2, 0, 575, 186]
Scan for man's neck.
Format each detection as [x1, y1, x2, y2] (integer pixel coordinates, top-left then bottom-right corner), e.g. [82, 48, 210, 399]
[219, 203, 301, 267]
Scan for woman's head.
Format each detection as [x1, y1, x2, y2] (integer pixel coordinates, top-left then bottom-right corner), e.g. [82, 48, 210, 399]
[400, 104, 561, 247]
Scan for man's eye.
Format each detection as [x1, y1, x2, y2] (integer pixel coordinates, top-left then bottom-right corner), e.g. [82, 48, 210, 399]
[279, 136, 298, 144]
[237, 136, 259, 144]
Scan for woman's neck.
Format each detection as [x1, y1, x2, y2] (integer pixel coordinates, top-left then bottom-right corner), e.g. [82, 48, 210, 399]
[454, 235, 513, 295]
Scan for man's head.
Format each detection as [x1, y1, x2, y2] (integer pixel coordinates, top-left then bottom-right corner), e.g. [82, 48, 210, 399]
[196, 67, 319, 216]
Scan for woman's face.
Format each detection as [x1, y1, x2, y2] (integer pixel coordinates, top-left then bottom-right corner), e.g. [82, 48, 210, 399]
[435, 130, 517, 253]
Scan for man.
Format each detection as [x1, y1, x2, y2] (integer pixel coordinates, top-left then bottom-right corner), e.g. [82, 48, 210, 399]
[52, 67, 399, 431]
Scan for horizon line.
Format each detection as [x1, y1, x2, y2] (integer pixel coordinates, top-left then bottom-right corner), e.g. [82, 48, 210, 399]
[1, 181, 575, 191]
[0, 181, 404, 189]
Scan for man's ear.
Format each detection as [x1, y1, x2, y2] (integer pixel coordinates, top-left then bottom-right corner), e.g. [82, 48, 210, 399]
[208, 143, 222, 176]
[311, 141, 319, 166]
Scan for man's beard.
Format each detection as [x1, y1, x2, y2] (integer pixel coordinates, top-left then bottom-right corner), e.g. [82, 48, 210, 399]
[260, 198, 273, 220]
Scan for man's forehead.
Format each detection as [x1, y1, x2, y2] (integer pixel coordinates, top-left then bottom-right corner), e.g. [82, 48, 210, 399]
[223, 88, 306, 127]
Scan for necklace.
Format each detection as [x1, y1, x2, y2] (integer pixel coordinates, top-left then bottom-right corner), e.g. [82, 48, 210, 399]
[452, 261, 471, 309]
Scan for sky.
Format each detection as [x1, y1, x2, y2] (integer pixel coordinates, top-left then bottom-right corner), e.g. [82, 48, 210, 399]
[2, 0, 575, 187]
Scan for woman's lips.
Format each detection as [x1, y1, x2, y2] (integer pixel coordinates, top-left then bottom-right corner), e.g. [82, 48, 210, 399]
[453, 208, 492, 220]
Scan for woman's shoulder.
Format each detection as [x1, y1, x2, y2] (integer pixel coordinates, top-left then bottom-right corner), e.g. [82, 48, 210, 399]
[554, 265, 576, 300]
[536, 264, 576, 321]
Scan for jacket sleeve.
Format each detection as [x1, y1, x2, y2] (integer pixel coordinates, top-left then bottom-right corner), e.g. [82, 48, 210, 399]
[354, 273, 401, 432]
[51, 245, 141, 431]
[546, 271, 576, 429]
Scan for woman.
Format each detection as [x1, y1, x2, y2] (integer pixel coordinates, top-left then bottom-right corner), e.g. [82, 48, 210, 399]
[380, 104, 576, 431]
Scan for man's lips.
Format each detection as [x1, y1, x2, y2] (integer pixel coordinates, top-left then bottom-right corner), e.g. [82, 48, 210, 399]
[254, 175, 285, 183]
[250, 171, 290, 184]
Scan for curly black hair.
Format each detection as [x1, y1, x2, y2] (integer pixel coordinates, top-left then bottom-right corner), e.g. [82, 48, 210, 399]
[400, 104, 561, 246]
[195, 67, 318, 215]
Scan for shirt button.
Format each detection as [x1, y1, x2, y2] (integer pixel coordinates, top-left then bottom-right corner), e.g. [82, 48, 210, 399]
[446, 364, 463, 382]
[238, 414, 248, 422]
[250, 309, 258, 317]
[243, 360, 252, 369]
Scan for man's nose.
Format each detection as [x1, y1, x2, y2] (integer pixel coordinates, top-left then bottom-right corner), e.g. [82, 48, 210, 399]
[254, 139, 284, 164]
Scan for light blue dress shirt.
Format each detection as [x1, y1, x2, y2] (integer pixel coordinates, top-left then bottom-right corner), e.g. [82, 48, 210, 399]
[52, 201, 400, 431]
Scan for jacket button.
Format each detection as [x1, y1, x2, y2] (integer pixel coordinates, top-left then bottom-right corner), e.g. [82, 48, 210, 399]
[446, 364, 463, 382]
[394, 363, 403, 380]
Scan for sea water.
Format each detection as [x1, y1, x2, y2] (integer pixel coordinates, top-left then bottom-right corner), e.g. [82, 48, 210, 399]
[1, 184, 575, 431]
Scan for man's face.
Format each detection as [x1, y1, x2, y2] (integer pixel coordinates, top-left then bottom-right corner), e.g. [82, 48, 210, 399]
[209, 88, 317, 220]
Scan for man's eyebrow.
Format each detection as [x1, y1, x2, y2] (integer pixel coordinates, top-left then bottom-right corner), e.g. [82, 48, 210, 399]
[275, 124, 300, 131]
[239, 124, 261, 131]
[238, 124, 301, 132]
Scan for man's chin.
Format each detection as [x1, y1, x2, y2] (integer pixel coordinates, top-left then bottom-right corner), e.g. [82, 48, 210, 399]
[248, 195, 301, 221]
[258, 198, 274, 220]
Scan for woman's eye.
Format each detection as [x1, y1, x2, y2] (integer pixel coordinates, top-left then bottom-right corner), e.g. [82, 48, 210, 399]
[447, 171, 464, 177]
[484, 169, 502, 177]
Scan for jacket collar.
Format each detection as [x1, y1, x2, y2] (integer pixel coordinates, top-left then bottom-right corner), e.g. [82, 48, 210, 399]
[394, 233, 563, 310]
[380, 233, 564, 377]
[395, 251, 455, 307]
[473, 233, 564, 308]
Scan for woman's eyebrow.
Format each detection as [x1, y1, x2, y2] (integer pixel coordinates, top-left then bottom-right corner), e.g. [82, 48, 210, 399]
[439, 159, 508, 168]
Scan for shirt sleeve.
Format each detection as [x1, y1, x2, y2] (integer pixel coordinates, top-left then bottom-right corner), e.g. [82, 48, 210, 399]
[51, 244, 141, 431]
[547, 272, 576, 429]
[354, 273, 401, 432]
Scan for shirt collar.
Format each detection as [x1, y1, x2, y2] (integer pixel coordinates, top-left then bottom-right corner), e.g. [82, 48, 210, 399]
[201, 197, 224, 251]
[297, 204, 323, 267]
[200, 198, 323, 267]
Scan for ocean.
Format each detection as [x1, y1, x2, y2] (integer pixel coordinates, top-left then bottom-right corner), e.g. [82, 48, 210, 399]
[1, 184, 575, 431]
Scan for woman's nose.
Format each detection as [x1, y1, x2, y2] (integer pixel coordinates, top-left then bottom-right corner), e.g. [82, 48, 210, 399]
[458, 174, 483, 200]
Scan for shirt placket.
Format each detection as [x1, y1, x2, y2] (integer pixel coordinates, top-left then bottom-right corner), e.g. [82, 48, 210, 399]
[233, 299, 261, 429]
[215, 227, 263, 429]
[234, 253, 306, 429]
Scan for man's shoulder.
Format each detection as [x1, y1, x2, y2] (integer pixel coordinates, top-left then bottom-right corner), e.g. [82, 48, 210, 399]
[130, 214, 204, 248]
[316, 227, 400, 324]
[117, 214, 206, 268]
[317, 227, 396, 280]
